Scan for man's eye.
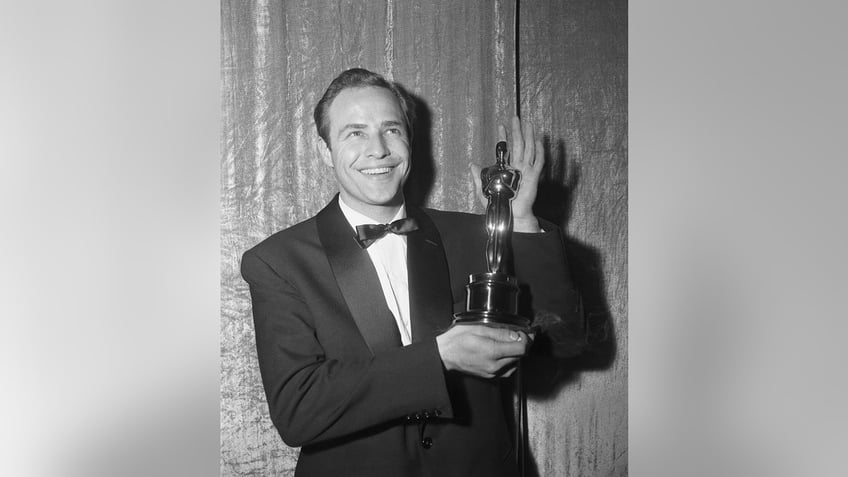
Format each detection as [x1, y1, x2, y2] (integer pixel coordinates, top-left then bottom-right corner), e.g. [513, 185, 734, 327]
[386, 128, 403, 135]
[348, 131, 365, 138]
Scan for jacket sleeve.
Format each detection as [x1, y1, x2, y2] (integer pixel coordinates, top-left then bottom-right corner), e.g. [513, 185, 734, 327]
[241, 249, 453, 448]
[512, 219, 586, 358]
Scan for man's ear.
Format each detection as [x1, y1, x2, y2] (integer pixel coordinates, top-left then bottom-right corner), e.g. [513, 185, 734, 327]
[317, 138, 333, 167]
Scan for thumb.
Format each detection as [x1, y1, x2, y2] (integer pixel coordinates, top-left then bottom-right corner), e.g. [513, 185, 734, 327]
[474, 325, 523, 343]
[469, 163, 486, 208]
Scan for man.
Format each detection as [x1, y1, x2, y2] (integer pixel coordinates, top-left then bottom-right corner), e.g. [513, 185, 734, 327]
[241, 68, 581, 476]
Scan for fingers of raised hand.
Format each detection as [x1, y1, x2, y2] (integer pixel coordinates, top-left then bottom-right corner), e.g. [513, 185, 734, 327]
[468, 162, 485, 206]
[522, 120, 536, 167]
[498, 123, 508, 145]
[522, 138, 544, 182]
[533, 138, 544, 171]
[498, 120, 525, 168]
[498, 117, 542, 172]
[511, 117, 525, 166]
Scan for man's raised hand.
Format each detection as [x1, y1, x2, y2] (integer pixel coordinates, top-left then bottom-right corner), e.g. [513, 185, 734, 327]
[469, 116, 544, 233]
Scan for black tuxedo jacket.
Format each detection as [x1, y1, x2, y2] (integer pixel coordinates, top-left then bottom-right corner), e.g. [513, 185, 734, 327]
[241, 196, 579, 476]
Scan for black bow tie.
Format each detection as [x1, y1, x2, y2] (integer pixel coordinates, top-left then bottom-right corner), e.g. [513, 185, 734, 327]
[355, 218, 419, 248]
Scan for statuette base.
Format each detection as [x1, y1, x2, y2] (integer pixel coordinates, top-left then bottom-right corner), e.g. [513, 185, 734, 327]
[453, 272, 530, 331]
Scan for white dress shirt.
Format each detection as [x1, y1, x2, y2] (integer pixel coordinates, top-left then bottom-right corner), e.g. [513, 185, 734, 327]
[338, 198, 412, 346]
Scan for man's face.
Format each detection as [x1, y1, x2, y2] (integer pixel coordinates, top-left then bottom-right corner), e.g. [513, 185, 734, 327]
[319, 86, 411, 220]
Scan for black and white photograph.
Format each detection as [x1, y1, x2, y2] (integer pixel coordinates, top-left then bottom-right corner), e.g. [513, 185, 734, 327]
[220, 2, 626, 476]
[3, 1, 847, 476]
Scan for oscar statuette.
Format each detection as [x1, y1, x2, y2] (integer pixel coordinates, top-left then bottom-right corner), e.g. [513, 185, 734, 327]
[453, 140, 530, 331]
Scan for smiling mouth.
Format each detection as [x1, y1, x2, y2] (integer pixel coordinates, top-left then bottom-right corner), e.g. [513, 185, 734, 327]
[359, 166, 395, 175]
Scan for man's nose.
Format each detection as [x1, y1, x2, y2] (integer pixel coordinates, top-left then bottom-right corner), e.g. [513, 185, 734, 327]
[367, 134, 390, 158]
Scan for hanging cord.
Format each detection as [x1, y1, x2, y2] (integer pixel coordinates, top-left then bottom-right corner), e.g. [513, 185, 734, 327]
[512, 4, 527, 476]
[514, 0, 521, 118]
[516, 361, 526, 477]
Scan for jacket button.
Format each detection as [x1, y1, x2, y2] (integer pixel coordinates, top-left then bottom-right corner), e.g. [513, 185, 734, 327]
[421, 437, 433, 449]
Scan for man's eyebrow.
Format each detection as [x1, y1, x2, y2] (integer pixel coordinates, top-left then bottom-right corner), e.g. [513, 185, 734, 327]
[339, 123, 367, 131]
[337, 123, 367, 137]
[337, 121, 405, 136]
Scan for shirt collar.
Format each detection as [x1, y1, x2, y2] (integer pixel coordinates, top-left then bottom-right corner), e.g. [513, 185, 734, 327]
[338, 196, 407, 231]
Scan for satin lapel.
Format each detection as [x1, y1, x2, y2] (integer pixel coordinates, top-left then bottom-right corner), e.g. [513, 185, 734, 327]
[316, 198, 402, 354]
[406, 206, 454, 342]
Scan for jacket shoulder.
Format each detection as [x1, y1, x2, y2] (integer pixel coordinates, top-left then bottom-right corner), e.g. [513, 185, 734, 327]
[242, 216, 320, 264]
[419, 207, 482, 230]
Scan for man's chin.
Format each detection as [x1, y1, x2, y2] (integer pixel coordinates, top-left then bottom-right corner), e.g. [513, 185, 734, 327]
[359, 185, 403, 201]
[364, 192, 404, 208]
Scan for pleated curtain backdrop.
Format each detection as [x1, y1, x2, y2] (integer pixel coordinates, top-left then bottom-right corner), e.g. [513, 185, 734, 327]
[221, 1, 627, 475]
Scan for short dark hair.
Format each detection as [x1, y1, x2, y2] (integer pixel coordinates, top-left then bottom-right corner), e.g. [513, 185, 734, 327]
[313, 68, 415, 148]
